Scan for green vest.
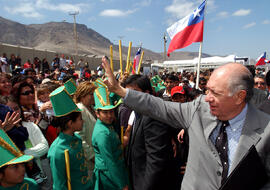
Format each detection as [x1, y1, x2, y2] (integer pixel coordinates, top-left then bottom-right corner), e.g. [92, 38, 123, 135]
[48, 132, 93, 190]
[92, 119, 129, 190]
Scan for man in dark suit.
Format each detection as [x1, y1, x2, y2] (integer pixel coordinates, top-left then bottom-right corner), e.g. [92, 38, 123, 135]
[124, 75, 178, 190]
[103, 58, 270, 190]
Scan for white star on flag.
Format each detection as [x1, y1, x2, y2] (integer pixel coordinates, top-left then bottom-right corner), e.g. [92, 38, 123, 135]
[193, 7, 201, 19]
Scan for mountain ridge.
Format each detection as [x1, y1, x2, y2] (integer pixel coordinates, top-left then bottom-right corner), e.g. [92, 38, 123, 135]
[0, 16, 214, 61]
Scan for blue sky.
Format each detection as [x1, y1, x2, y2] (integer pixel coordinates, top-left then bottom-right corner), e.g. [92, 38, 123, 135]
[1, 0, 270, 59]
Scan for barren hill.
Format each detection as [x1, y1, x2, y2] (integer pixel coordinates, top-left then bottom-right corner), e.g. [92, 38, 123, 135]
[0, 16, 211, 61]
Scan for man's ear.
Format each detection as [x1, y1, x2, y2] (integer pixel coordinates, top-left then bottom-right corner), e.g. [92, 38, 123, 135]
[235, 90, 246, 104]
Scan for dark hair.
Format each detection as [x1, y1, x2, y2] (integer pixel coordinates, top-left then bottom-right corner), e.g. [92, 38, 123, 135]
[24, 68, 35, 76]
[165, 74, 179, 82]
[199, 77, 207, 84]
[186, 88, 203, 101]
[0, 165, 8, 174]
[51, 112, 81, 131]
[124, 74, 153, 94]
[62, 74, 73, 83]
[266, 70, 270, 86]
[15, 82, 35, 105]
[254, 74, 265, 81]
[245, 65, 255, 78]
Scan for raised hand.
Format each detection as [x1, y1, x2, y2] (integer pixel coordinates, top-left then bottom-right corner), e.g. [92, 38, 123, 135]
[0, 112, 21, 132]
[102, 56, 127, 97]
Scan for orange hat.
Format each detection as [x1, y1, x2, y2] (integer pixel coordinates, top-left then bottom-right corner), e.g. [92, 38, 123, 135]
[171, 86, 185, 97]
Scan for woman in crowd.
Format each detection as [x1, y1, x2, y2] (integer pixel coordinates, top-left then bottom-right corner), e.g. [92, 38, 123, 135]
[15, 82, 40, 125]
[73, 81, 97, 177]
[0, 73, 12, 97]
[4, 95, 52, 188]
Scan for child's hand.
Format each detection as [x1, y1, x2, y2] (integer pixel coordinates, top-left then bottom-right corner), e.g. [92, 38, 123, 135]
[40, 101, 52, 112]
[0, 112, 21, 132]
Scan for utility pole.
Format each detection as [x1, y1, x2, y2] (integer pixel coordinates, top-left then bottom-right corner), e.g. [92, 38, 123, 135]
[163, 33, 167, 62]
[69, 11, 79, 57]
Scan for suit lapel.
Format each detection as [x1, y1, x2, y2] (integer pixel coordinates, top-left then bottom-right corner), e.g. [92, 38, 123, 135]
[202, 105, 219, 145]
[201, 105, 221, 165]
[230, 104, 262, 174]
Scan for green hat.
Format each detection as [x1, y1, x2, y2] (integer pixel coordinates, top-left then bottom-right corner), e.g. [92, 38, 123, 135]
[64, 78, 77, 95]
[94, 78, 107, 88]
[94, 86, 122, 110]
[0, 129, 33, 168]
[50, 86, 81, 117]
[154, 83, 166, 92]
[151, 76, 158, 85]
[151, 75, 162, 85]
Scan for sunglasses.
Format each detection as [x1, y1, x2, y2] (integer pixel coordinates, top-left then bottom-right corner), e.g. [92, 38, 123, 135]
[255, 82, 265, 85]
[21, 90, 34, 96]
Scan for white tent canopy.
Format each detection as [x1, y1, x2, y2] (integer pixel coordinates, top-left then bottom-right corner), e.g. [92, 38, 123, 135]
[163, 55, 236, 66]
[151, 55, 248, 72]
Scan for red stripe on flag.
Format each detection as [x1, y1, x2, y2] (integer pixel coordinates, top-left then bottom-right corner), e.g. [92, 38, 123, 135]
[255, 58, 266, 66]
[167, 21, 204, 56]
[132, 58, 136, 74]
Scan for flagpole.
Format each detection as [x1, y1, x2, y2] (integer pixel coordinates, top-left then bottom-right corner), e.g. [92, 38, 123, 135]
[195, 42, 203, 89]
[195, 0, 207, 90]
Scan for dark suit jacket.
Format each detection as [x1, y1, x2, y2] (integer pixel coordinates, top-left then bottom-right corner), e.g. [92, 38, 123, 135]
[259, 99, 270, 115]
[250, 88, 268, 108]
[127, 113, 178, 190]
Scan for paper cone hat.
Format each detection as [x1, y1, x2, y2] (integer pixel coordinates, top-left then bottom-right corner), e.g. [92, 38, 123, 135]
[50, 86, 81, 117]
[94, 86, 122, 110]
[64, 78, 77, 95]
[0, 129, 33, 168]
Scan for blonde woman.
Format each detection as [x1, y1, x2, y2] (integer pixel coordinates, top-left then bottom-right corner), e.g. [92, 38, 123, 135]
[74, 81, 97, 177]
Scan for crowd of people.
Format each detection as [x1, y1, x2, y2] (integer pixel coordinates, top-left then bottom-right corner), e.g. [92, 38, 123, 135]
[0, 52, 270, 190]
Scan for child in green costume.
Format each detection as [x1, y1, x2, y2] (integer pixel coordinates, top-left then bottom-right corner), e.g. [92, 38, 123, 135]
[48, 86, 93, 190]
[0, 129, 38, 190]
[92, 86, 129, 190]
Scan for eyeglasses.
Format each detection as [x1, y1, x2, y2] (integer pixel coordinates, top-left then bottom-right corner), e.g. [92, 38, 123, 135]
[255, 82, 265, 85]
[21, 90, 34, 96]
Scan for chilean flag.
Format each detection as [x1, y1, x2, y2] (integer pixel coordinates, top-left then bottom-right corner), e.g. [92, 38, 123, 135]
[167, 0, 205, 56]
[132, 47, 141, 74]
[255, 52, 266, 67]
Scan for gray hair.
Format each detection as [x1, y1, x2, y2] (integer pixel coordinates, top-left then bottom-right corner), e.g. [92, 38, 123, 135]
[227, 70, 254, 102]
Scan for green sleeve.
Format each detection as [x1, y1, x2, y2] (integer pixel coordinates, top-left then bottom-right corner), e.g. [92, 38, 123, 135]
[49, 151, 68, 190]
[97, 132, 129, 189]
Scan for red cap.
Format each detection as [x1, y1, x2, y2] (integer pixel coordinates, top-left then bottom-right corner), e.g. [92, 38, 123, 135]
[171, 86, 185, 97]
[73, 73, 79, 79]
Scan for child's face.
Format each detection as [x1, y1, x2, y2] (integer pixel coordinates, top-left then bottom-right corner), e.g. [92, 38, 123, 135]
[96, 109, 115, 125]
[0, 164, 25, 187]
[38, 91, 50, 102]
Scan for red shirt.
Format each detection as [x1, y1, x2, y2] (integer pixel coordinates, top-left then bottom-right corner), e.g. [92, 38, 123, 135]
[24, 62, 32, 69]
